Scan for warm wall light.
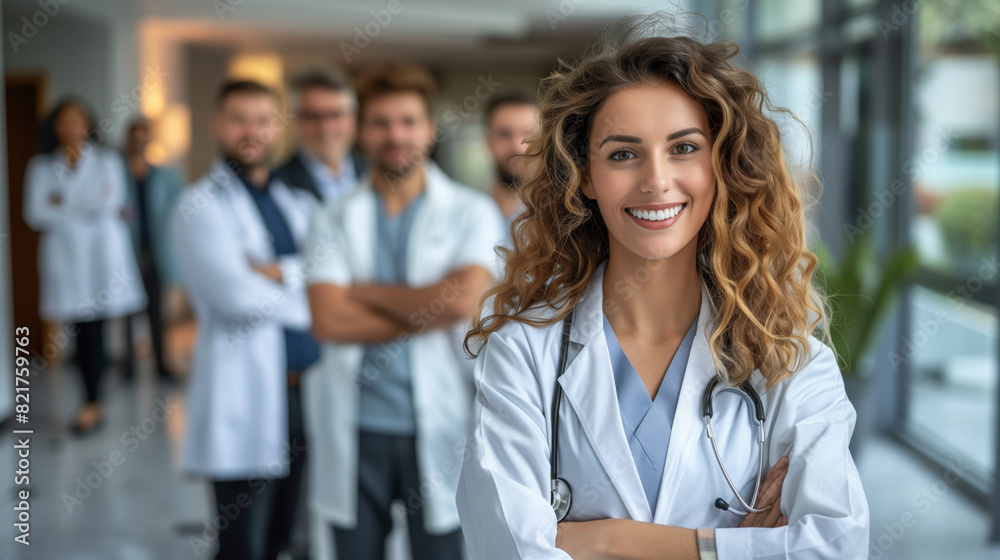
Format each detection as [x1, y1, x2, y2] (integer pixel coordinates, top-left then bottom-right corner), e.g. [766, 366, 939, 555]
[142, 85, 166, 119]
[146, 141, 169, 165]
[228, 54, 285, 92]
[159, 103, 192, 159]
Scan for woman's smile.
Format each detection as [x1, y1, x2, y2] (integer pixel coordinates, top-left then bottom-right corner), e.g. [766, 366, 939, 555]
[625, 202, 687, 229]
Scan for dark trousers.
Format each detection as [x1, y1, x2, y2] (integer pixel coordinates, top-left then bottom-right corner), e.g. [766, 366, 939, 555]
[125, 251, 169, 379]
[212, 384, 307, 560]
[332, 431, 464, 560]
[71, 319, 105, 404]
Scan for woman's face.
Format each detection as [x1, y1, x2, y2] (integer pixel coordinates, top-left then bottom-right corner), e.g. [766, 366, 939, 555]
[54, 104, 91, 149]
[582, 83, 716, 263]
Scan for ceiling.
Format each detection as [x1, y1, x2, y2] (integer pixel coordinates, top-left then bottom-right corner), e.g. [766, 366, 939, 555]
[10, 0, 704, 72]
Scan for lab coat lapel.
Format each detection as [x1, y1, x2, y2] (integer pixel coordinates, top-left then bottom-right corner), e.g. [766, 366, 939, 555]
[405, 162, 450, 285]
[269, 180, 308, 242]
[557, 263, 653, 522]
[341, 179, 377, 281]
[653, 283, 718, 522]
[213, 161, 272, 261]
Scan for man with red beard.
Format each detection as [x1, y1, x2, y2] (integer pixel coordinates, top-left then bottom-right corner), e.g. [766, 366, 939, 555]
[171, 80, 318, 560]
[303, 62, 504, 560]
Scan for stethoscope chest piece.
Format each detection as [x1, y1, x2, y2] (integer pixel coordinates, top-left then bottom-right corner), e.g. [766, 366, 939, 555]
[551, 477, 572, 521]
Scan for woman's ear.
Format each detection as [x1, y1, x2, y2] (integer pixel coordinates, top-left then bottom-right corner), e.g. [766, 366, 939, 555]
[579, 172, 595, 200]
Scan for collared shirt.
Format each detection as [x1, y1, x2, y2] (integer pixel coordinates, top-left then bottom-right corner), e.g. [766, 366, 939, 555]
[236, 170, 320, 373]
[357, 190, 427, 435]
[602, 312, 699, 513]
[299, 148, 356, 202]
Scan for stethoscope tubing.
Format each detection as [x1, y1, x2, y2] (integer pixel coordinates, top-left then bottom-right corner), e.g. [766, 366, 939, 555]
[549, 308, 769, 520]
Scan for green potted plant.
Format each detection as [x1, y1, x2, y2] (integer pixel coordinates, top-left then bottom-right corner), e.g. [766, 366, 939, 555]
[935, 187, 997, 271]
[812, 234, 919, 456]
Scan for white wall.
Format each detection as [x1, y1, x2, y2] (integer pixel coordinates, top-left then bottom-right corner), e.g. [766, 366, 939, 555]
[2, 0, 111, 135]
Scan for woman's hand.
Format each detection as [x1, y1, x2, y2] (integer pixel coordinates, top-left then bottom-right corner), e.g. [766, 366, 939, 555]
[739, 455, 789, 528]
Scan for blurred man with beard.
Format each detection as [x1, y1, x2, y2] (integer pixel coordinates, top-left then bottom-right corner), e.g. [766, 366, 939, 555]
[171, 81, 319, 560]
[302, 62, 504, 560]
[483, 91, 537, 249]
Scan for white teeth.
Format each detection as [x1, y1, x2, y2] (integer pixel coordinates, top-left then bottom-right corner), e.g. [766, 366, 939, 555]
[628, 204, 684, 222]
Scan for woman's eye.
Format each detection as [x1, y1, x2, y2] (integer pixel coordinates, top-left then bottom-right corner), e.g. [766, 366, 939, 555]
[673, 142, 698, 155]
[608, 149, 635, 161]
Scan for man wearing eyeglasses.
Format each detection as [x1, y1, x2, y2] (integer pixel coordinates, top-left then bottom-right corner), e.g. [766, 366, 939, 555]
[277, 68, 367, 202]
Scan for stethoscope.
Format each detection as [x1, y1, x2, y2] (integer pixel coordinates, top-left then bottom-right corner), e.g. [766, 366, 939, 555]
[549, 310, 769, 522]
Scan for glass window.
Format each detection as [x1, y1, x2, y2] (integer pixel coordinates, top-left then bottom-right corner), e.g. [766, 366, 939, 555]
[753, 0, 820, 43]
[904, 0, 1000, 477]
[754, 51, 823, 173]
[904, 285, 996, 476]
[907, 5, 1000, 277]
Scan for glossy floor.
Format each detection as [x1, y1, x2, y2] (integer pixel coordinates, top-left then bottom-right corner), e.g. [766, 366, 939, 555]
[2, 363, 999, 559]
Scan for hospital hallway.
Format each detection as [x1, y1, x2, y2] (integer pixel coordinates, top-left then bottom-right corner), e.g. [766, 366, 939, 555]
[1, 346, 999, 560]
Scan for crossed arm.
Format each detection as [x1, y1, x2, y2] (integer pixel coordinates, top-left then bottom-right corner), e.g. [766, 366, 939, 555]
[308, 264, 494, 344]
[555, 458, 789, 560]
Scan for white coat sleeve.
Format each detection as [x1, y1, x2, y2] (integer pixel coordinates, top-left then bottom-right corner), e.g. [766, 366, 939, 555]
[454, 194, 505, 279]
[714, 341, 870, 559]
[23, 157, 66, 231]
[457, 325, 573, 560]
[170, 188, 310, 328]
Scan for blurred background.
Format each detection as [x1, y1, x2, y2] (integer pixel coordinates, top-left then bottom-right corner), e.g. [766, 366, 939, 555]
[0, 0, 998, 558]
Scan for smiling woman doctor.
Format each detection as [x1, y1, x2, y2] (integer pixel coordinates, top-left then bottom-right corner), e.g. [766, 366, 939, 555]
[456, 29, 869, 560]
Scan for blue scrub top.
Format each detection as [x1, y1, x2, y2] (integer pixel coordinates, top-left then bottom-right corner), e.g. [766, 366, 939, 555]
[602, 312, 699, 513]
[357, 191, 426, 435]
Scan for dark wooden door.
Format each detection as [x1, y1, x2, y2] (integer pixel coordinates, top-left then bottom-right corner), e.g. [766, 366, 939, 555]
[5, 75, 44, 353]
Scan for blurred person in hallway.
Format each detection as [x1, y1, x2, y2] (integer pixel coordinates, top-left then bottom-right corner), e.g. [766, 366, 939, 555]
[484, 90, 537, 249]
[276, 68, 367, 202]
[121, 118, 184, 384]
[22, 97, 147, 434]
[171, 80, 319, 560]
[302, 61, 505, 560]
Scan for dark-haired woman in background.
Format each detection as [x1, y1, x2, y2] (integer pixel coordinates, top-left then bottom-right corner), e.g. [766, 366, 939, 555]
[23, 98, 146, 434]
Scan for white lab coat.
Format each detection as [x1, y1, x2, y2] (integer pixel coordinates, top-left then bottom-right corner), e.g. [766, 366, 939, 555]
[171, 160, 317, 480]
[302, 162, 505, 534]
[23, 147, 146, 322]
[457, 261, 870, 559]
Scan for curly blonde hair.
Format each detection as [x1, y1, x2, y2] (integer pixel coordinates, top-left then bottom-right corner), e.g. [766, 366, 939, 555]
[465, 25, 830, 389]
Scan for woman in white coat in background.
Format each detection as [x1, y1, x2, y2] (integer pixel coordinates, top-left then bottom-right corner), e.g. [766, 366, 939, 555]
[23, 98, 146, 434]
[457, 26, 869, 560]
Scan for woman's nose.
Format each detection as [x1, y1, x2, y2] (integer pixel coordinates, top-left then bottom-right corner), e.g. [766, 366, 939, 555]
[640, 154, 673, 194]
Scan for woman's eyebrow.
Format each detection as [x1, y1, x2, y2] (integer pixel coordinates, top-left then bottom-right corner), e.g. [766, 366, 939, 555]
[598, 127, 706, 147]
[667, 127, 705, 141]
[598, 134, 641, 147]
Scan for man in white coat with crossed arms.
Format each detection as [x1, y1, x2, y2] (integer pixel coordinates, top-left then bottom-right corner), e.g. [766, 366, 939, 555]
[303, 62, 504, 560]
[172, 80, 319, 560]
